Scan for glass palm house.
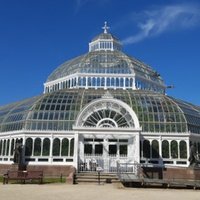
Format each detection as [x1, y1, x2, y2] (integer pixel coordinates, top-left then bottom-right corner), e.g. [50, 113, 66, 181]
[0, 23, 200, 172]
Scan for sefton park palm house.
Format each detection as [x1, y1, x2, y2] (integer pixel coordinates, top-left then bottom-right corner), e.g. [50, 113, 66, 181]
[0, 23, 200, 175]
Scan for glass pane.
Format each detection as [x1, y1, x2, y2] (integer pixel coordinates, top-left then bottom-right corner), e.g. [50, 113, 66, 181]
[171, 140, 178, 158]
[152, 140, 159, 158]
[180, 140, 187, 159]
[42, 138, 50, 156]
[95, 144, 103, 155]
[70, 138, 74, 156]
[120, 145, 127, 155]
[25, 138, 33, 156]
[162, 140, 169, 158]
[34, 138, 41, 156]
[53, 138, 60, 156]
[61, 138, 69, 156]
[10, 139, 15, 156]
[109, 145, 117, 155]
[84, 144, 92, 154]
[143, 140, 150, 158]
[6, 139, 10, 156]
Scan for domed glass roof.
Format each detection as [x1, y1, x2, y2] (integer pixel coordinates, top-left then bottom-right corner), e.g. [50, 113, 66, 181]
[91, 32, 120, 42]
[0, 89, 200, 134]
[46, 50, 163, 84]
[45, 23, 165, 95]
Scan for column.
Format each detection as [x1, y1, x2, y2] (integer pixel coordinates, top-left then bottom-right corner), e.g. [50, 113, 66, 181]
[73, 133, 79, 170]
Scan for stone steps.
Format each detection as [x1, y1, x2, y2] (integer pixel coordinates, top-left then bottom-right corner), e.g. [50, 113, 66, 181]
[75, 172, 120, 184]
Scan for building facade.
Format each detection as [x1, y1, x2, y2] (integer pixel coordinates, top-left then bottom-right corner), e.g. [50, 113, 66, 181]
[0, 23, 200, 173]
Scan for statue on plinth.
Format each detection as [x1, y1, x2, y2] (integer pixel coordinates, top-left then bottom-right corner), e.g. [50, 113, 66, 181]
[189, 144, 200, 167]
[13, 139, 24, 169]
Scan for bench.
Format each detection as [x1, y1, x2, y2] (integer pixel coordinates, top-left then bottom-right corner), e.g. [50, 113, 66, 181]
[3, 170, 43, 184]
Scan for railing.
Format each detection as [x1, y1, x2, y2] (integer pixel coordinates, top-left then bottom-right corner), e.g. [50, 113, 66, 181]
[117, 161, 143, 180]
[78, 154, 130, 173]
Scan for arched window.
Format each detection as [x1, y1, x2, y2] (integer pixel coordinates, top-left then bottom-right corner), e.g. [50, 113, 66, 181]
[107, 78, 110, 87]
[34, 138, 41, 156]
[116, 78, 119, 87]
[143, 140, 150, 158]
[42, 138, 50, 156]
[140, 140, 142, 157]
[111, 78, 115, 86]
[61, 138, 69, 156]
[70, 138, 74, 157]
[97, 77, 100, 86]
[10, 139, 15, 156]
[88, 77, 92, 86]
[120, 78, 124, 87]
[68, 79, 71, 88]
[6, 139, 10, 156]
[83, 77, 86, 86]
[53, 138, 60, 156]
[130, 78, 133, 88]
[101, 77, 105, 86]
[92, 77, 96, 86]
[125, 78, 129, 87]
[198, 142, 200, 154]
[179, 140, 187, 159]
[171, 140, 178, 158]
[0, 140, 2, 155]
[3, 140, 6, 156]
[162, 140, 169, 158]
[25, 138, 33, 156]
[152, 140, 159, 158]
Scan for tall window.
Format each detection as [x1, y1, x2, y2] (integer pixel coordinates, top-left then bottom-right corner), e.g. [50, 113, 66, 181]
[152, 140, 159, 158]
[107, 78, 110, 86]
[120, 145, 127, 156]
[143, 140, 150, 158]
[42, 138, 50, 156]
[171, 140, 178, 158]
[179, 140, 187, 159]
[6, 139, 10, 156]
[0, 140, 2, 155]
[70, 138, 74, 156]
[95, 144, 103, 155]
[111, 78, 115, 86]
[34, 138, 41, 156]
[61, 138, 69, 156]
[3, 140, 6, 156]
[53, 138, 60, 156]
[162, 140, 169, 158]
[25, 138, 33, 156]
[10, 139, 15, 156]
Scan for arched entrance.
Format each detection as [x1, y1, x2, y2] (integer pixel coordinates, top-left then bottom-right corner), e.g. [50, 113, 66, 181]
[73, 93, 141, 172]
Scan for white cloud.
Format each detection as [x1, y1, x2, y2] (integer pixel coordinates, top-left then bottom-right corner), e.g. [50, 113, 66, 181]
[122, 4, 200, 45]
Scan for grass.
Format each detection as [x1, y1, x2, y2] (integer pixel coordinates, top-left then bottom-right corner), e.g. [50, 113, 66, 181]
[0, 176, 66, 184]
[43, 177, 66, 184]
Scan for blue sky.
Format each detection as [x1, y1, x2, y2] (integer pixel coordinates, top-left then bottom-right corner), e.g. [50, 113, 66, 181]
[0, 0, 200, 106]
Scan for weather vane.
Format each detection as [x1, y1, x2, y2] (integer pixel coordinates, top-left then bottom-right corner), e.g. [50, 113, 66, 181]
[102, 21, 109, 33]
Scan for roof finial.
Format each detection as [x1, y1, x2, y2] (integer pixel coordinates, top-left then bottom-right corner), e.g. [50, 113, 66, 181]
[102, 21, 109, 34]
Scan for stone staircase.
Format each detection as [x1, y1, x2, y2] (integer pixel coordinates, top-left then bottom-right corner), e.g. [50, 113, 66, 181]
[75, 172, 120, 184]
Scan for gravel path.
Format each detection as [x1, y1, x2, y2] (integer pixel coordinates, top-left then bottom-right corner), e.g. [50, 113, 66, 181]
[0, 183, 200, 200]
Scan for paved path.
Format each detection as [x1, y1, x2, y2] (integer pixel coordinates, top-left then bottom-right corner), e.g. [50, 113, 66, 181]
[0, 183, 200, 200]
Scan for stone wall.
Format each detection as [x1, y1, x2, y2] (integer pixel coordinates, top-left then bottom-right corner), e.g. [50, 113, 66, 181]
[142, 166, 200, 180]
[0, 164, 75, 178]
[163, 167, 200, 180]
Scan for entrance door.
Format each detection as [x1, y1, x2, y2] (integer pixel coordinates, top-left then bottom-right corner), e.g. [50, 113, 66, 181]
[79, 137, 129, 173]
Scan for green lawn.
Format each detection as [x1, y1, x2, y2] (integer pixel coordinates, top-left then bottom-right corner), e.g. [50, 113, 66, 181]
[0, 176, 66, 184]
